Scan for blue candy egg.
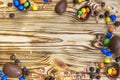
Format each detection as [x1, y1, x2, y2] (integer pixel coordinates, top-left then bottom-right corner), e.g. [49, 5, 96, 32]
[18, 5, 24, 11]
[110, 15, 117, 21]
[1, 75, 7, 80]
[13, 0, 19, 7]
[101, 48, 108, 54]
[44, 0, 49, 2]
[0, 70, 2, 75]
[106, 32, 112, 38]
[106, 52, 113, 56]
[19, 76, 25, 80]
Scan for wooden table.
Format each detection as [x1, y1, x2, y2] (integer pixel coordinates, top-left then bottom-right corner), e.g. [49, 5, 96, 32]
[0, 0, 120, 80]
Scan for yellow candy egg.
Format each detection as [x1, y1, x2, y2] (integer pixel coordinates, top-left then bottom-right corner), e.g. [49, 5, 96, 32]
[32, 5, 38, 11]
[103, 57, 111, 64]
[107, 68, 113, 74]
[81, 8, 86, 13]
[77, 0, 83, 3]
[105, 17, 111, 23]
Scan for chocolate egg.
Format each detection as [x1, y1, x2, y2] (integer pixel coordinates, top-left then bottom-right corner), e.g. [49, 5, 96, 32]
[109, 36, 120, 56]
[55, 0, 67, 14]
[3, 62, 22, 78]
[105, 62, 120, 79]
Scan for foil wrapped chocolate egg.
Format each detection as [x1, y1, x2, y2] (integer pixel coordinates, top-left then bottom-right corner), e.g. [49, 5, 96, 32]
[3, 62, 22, 78]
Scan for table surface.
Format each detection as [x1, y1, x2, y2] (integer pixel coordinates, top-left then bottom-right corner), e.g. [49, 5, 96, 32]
[0, 0, 120, 80]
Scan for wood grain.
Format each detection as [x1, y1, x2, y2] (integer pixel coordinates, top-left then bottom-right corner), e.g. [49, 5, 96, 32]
[0, 0, 120, 80]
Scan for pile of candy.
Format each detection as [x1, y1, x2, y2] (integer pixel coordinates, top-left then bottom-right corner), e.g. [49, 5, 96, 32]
[13, 0, 30, 11]
[77, 6, 91, 20]
[107, 67, 117, 76]
[0, 55, 30, 80]
[89, 67, 101, 79]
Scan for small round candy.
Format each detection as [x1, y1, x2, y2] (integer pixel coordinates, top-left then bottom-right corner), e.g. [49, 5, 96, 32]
[108, 26, 115, 32]
[77, 0, 82, 3]
[86, 7, 90, 13]
[22, 67, 28, 72]
[44, 0, 49, 3]
[1, 75, 7, 80]
[104, 57, 111, 64]
[106, 32, 112, 38]
[73, 0, 78, 4]
[104, 11, 110, 17]
[0, 70, 2, 75]
[10, 54, 16, 60]
[77, 10, 82, 15]
[18, 5, 24, 11]
[89, 67, 94, 73]
[96, 75, 101, 79]
[19, 76, 25, 80]
[80, 13, 87, 19]
[24, 2, 30, 8]
[13, 0, 19, 7]
[90, 74, 95, 79]
[107, 68, 112, 74]
[94, 11, 99, 16]
[49, 76, 55, 80]
[105, 52, 113, 57]
[101, 48, 108, 54]
[7, 2, 13, 7]
[101, 2, 105, 7]
[81, 8, 86, 13]
[32, 5, 38, 11]
[98, 62, 104, 68]
[96, 68, 101, 74]
[20, 0, 27, 4]
[99, 14, 104, 19]
[112, 69, 117, 75]
[103, 38, 110, 46]
[9, 13, 15, 18]
[105, 17, 111, 23]
[110, 15, 117, 21]
[115, 57, 120, 62]
[114, 21, 120, 26]
[15, 59, 20, 64]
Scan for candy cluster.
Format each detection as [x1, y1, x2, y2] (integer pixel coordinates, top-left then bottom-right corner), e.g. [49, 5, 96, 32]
[77, 6, 91, 20]
[13, 0, 30, 11]
[0, 55, 30, 80]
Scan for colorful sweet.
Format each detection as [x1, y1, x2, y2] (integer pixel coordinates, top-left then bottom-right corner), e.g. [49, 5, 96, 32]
[77, 6, 91, 21]
[13, 0, 30, 11]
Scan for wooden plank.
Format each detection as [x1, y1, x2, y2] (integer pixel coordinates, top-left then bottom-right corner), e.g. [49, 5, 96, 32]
[0, 0, 119, 80]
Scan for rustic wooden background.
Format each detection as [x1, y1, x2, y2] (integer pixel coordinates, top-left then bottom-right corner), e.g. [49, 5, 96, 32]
[0, 0, 120, 80]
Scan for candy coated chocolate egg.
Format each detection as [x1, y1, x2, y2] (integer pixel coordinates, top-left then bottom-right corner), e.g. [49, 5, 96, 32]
[55, 0, 67, 14]
[20, 0, 27, 4]
[3, 62, 22, 78]
[13, 0, 20, 7]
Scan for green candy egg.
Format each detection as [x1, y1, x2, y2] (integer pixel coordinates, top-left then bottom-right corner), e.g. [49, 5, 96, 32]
[24, 2, 30, 8]
[103, 38, 110, 46]
[77, 10, 82, 15]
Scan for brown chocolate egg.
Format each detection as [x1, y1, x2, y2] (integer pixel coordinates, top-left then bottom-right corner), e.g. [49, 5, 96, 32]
[55, 0, 67, 14]
[109, 36, 120, 57]
[3, 62, 22, 78]
[105, 62, 120, 79]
